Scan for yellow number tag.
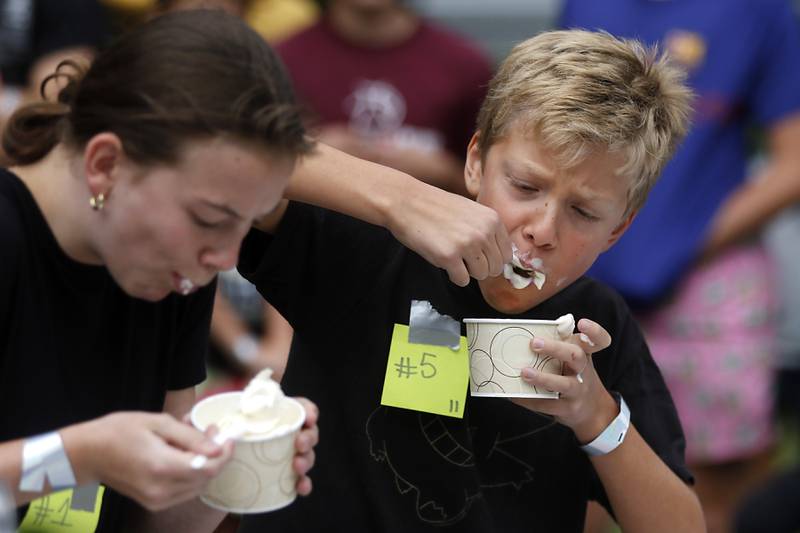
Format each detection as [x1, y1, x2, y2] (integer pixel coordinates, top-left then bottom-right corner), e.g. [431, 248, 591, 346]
[19, 485, 105, 533]
[380, 323, 469, 418]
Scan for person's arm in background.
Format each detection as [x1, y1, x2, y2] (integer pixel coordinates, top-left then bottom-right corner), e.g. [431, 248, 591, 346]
[209, 286, 293, 380]
[272, 142, 513, 286]
[702, 113, 800, 259]
[209, 287, 261, 372]
[257, 302, 293, 381]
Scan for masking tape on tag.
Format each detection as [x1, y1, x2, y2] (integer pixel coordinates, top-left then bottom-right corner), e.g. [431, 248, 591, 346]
[408, 300, 460, 350]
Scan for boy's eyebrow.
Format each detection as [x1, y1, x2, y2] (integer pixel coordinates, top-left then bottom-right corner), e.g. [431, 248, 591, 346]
[570, 183, 620, 209]
[504, 160, 555, 179]
[199, 199, 244, 220]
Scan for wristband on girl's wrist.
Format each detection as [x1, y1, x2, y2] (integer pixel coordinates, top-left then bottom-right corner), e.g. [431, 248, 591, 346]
[580, 392, 630, 457]
[232, 334, 260, 364]
[20, 431, 77, 492]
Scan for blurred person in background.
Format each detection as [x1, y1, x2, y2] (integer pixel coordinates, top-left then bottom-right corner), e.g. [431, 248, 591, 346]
[559, 1, 800, 532]
[733, 204, 800, 533]
[98, 0, 318, 41]
[276, 0, 493, 196]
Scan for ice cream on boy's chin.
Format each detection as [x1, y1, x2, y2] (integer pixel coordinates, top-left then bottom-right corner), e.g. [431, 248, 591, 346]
[217, 369, 291, 438]
[503, 243, 546, 290]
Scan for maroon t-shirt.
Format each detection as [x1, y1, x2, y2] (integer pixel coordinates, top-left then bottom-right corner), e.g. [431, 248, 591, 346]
[277, 18, 493, 159]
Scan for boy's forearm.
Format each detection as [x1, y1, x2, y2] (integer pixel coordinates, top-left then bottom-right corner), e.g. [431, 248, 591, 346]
[373, 146, 468, 196]
[591, 425, 705, 533]
[285, 142, 413, 229]
[284, 141, 511, 287]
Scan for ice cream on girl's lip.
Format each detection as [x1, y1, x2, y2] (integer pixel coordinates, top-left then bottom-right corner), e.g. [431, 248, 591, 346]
[172, 272, 197, 295]
[502, 243, 547, 290]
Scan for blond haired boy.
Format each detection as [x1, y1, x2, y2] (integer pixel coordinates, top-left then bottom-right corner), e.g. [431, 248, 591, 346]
[238, 30, 704, 532]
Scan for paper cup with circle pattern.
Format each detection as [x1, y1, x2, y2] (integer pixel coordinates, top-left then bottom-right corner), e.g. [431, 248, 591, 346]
[464, 318, 567, 398]
[190, 392, 305, 513]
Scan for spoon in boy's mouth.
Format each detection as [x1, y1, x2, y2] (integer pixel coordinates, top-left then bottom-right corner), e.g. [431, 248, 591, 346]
[503, 243, 546, 290]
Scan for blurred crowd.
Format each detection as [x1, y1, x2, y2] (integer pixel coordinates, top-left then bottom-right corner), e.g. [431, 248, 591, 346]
[2, 1, 800, 532]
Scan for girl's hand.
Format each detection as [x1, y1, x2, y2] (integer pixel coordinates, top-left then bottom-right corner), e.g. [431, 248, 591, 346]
[292, 397, 319, 496]
[65, 411, 233, 511]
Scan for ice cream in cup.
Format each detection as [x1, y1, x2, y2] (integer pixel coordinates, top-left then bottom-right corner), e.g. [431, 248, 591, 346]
[464, 314, 575, 398]
[190, 369, 305, 513]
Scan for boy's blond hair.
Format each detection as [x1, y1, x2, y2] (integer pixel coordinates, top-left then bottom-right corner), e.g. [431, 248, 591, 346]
[476, 29, 692, 215]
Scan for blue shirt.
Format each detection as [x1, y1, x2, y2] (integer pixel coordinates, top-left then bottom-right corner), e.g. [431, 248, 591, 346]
[560, 0, 800, 309]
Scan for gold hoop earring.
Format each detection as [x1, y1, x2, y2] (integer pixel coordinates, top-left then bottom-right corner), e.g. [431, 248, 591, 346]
[89, 193, 105, 211]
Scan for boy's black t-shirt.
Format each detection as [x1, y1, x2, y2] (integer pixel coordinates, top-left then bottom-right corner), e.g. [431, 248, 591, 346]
[238, 202, 692, 533]
[0, 169, 212, 531]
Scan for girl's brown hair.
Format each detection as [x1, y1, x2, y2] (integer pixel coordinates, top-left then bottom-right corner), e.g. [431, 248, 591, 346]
[2, 9, 312, 167]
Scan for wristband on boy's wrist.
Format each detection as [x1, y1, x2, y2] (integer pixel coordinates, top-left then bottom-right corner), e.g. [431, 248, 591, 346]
[232, 334, 260, 364]
[580, 392, 630, 457]
[19, 431, 77, 492]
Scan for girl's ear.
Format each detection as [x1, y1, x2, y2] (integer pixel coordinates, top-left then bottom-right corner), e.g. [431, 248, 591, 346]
[83, 132, 125, 198]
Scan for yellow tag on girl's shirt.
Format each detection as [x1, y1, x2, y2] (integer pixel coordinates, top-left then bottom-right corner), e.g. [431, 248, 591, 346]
[380, 324, 470, 418]
[19, 485, 105, 533]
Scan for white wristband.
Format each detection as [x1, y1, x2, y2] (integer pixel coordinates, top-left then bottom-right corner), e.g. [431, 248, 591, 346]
[232, 334, 260, 364]
[20, 431, 77, 492]
[580, 393, 630, 457]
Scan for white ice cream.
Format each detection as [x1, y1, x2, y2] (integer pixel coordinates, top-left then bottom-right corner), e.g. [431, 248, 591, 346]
[503, 243, 547, 290]
[217, 369, 289, 438]
[555, 313, 575, 339]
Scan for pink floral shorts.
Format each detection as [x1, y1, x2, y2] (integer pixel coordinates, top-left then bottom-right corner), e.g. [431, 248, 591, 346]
[638, 245, 778, 463]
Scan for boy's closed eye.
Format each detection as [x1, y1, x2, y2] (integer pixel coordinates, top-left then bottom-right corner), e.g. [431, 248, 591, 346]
[509, 177, 540, 194]
[572, 205, 600, 221]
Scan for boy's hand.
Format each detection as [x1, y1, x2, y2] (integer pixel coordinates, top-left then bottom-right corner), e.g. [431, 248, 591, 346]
[511, 318, 620, 444]
[387, 183, 513, 287]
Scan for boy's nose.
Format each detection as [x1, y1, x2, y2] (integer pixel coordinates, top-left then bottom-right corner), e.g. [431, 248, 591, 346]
[523, 209, 557, 249]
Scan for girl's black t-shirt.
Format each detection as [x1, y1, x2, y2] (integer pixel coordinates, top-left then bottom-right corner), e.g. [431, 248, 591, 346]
[0, 169, 212, 531]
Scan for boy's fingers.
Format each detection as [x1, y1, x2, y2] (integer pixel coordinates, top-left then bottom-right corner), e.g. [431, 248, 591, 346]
[521, 367, 578, 397]
[530, 337, 587, 375]
[447, 261, 471, 287]
[464, 251, 489, 281]
[495, 226, 514, 265]
[484, 243, 504, 278]
[576, 319, 611, 353]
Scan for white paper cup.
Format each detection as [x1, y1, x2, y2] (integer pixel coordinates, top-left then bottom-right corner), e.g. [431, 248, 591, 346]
[190, 392, 305, 514]
[464, 318, 565, 398]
